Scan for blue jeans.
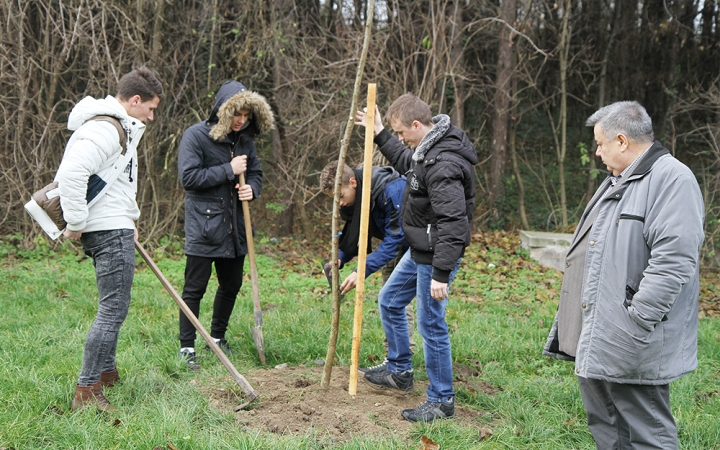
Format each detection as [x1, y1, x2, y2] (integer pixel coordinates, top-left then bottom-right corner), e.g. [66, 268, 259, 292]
[379, 249, 461, 403]
[78, 229, 135, 386]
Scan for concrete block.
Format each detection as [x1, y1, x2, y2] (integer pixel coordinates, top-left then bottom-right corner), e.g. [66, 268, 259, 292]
[520, 230, 574, 272]
[519, 230, 572, 249]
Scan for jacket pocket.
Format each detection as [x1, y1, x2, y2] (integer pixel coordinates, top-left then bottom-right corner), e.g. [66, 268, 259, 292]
[426, 224, 433, 251]
[617, 212, 645, 223]
[623, 284, 637, 309]
[594, 299, 654, 378]
[187, 197, 226, 246]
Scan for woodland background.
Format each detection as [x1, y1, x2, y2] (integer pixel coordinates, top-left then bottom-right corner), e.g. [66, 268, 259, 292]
[2, 0, 720, 264]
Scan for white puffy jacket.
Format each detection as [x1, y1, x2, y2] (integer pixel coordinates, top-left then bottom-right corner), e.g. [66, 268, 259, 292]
[55, 95, 146, 233]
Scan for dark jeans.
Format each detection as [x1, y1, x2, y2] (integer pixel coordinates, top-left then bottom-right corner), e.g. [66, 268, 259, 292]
[78, 229, 135, 386]
[179, 255, 245, 348]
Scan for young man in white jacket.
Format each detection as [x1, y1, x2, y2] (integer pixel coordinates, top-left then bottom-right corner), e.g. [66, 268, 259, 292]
[55, 67, 163, 412]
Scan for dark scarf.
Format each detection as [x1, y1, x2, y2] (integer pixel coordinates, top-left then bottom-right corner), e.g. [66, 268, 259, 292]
[339, 168, 373, 259]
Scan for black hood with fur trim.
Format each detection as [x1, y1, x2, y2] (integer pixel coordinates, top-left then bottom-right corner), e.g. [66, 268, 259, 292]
[207, 80, 275, 140]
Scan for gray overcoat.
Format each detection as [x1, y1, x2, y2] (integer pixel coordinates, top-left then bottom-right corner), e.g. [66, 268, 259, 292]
[543, 142, 704, 385]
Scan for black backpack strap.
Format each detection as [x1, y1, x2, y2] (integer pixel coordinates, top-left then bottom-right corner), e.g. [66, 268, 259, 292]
[89, 115, 127, 155]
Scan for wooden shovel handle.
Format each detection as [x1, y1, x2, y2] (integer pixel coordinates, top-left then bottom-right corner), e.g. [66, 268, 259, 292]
[134, 238, 259, 402]
[239, 173, 266, 365]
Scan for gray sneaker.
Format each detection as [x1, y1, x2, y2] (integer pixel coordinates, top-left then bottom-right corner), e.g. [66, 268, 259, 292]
[402, 399, 455, 422]
[179, 349, 201, 371]
[358, 359, 388, 375]
[363, 367, 414, 392]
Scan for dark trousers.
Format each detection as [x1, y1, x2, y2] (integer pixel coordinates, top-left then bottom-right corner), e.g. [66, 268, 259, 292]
[179, 255, 245, 348]
[578, 376, 677, 450]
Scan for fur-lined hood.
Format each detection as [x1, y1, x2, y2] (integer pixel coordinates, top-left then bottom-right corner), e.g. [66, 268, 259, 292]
[208, 80, 275, 140]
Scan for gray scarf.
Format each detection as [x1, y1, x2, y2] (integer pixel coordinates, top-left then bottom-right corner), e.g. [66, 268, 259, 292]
[412, 114, 451, 162]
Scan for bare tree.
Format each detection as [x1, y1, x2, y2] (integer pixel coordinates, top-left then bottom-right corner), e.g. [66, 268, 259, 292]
[0, 0, 718, 261]
[488, 0, 518, 225]
[555, 0, 571, 228]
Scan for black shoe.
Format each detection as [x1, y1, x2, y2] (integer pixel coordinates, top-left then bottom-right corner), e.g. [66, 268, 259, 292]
[205, 338, 232, 354]
[179, 350, 201, 371]
[358, 359, 388, 375]
[363, 367, 414, 392]
[402, 399, 455, 422]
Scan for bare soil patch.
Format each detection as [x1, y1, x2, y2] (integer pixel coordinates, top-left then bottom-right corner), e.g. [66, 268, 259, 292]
[195, 364, 493, 444]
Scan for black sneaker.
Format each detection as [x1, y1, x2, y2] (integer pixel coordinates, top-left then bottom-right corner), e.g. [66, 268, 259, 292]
[179, 350, 201, 371]
[205, 338, 232, 354]
[402, 399, 455, 422]
[363, 367, 414, 392]
[359, 359, 388, 374]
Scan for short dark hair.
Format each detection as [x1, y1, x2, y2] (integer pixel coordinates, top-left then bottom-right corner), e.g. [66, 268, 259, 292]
[385, 93, 433, 127]
[116, 66, 163, 102]
[320, 161, 354, 193]
[586, 101, 654, 143]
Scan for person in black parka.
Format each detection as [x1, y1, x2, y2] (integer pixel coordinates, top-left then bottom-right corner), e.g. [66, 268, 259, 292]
[177, 80, 274, 367]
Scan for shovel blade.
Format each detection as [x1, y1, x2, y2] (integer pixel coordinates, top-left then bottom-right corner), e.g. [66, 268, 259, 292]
[322, 261, 332, 287]
[321, 260, 344, 301]
[251, 325, 266, 365]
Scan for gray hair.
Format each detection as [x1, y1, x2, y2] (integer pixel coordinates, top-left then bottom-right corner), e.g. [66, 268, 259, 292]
[586, 101, 654, 143]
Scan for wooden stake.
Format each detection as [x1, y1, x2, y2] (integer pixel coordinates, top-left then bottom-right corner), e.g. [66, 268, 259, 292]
[348, 83, 376, 396]
[134, 239, 259, 404]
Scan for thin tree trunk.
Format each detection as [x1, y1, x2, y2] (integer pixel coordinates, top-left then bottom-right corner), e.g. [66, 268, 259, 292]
[448, 0, 465, 128]
[587, 0, 620, 201]
[134, 0, 144, 64]
[322, 0, 376, 389]
[557, 0, 571, 228]
[151, 0, 165, 66]
[510, 116, 529, 229]
[207, 0, 219, 91]
[508, 32, 527, 230]
[489, 0, 517, 224]
[271, 0, 296, 237]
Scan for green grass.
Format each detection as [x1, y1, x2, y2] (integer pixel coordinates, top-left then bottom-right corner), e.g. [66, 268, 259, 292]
[1, 236, 719, 449]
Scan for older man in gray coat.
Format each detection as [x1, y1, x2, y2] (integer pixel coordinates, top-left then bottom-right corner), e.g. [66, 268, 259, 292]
[543, 101, 704, 449]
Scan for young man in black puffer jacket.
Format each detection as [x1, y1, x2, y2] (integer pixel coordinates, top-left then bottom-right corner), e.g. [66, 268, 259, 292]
[355, 93, 478, 422]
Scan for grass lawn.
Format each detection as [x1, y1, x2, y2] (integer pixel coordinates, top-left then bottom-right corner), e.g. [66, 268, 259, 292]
[1, 232, 719, 449]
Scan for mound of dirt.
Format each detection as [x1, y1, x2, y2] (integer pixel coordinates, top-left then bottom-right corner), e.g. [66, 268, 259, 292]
[196, 365, 492, 444]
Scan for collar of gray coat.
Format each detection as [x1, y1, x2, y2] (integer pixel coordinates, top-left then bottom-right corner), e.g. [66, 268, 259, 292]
[412, 114, 451, 162]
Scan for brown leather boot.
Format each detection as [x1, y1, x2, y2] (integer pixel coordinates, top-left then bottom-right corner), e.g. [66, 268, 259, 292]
[71, 382, 116, 412]
[100, 368, 121, 388]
